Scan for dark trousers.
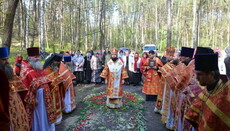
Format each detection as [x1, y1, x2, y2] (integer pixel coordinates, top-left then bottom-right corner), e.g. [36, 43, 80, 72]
[130, 72, 141, 85]
[84, 69, 92, 83]
[74, 71, 84, 84]
[145, 95, 157, 101]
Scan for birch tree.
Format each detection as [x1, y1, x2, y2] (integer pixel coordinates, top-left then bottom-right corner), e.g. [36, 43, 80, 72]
[2, 0, 19, 50]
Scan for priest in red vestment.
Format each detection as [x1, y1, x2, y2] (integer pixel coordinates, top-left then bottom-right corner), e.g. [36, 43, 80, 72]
[0, 46, 30, 131]
[20, 47, 56, 130]
[185, 53, 230, 131]
[100, 48, 129, 108]
[60, 56, 76, 113]
[155, 46, 176, 113]
[179, 47, 214, 131]
[142, 50, 163, 101]
[43, 53, 64, 124]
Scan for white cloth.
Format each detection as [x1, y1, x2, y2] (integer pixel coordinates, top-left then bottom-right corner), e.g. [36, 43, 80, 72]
[55, 116, 62, 125]
[122, 54, 134, 69]
[32, 88, 55, 131]
[218, 50, 227, 75]
[107, 59, 123, 98]
[72, 55, 85, 71]
[90, 55, 102, 70]
[63, 88, 72, 113]
[129, 57, 141, 73]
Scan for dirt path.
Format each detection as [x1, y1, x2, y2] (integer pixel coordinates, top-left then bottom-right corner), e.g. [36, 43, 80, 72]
[56, 84, 169, 131]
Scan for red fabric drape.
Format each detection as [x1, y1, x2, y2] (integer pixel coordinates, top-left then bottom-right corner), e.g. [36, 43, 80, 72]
[0, 69, 10, 130]
[134, 57, 138, 71]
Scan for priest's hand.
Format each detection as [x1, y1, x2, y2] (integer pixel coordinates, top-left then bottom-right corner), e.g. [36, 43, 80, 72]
[122, 80, 125, 84]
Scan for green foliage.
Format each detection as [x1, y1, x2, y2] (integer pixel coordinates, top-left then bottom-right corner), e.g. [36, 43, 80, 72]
[2, 0, 230, 56]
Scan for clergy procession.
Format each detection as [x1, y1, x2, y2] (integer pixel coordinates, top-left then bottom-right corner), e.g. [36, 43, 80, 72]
[0, 45, 230, 131]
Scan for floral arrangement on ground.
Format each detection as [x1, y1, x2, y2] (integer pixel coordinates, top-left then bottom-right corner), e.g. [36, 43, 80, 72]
[68, 91, 146, 131]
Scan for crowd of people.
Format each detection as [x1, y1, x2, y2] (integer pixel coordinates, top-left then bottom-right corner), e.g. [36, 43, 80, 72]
[0, 44, 230, 131]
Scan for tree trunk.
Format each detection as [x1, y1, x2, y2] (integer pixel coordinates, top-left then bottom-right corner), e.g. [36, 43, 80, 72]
[155, 0, 158, 46]
[167, 0, 172, 47]
[2, 0, 20, 50]
[39, 0, 45, 52]
[228, 23, 230, 45]
[69, 2, 74, 51]
[60, 0, 64, 49]
[99, 0, 105, 52]
[192, 0, 202, 48]
[31, 0, 37, 47]
[24, 0, 31, 48]
[18, 1, 23, 48]
[76, 0, 82, 50]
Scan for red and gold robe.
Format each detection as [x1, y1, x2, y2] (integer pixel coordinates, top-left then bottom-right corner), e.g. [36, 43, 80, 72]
[59, 62, 76, 111]
[100, 59, 128, 99]
[173, 61, 195, 129]
[43, 66, 64, 121]
[169, 63, 186, 114]
[142, 57, 163, 95]
[161, 64, 176, 123]
[181, 78, 205, 131]
[161, 63, 186, 124]
[20, 60, 56, 127]
[185, 80, 230, 131]
[9, 76, 29, 131]
[155, 62, 175, 111]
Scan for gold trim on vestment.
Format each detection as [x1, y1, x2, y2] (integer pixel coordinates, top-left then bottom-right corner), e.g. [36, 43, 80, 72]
[190, 105, 201, 113]
[202, 115, 213, 131]
[199, 91, 230, 127]
[184, 115, 198, 124]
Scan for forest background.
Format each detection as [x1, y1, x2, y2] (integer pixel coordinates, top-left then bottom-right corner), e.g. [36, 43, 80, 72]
[0, 0, 230, 63]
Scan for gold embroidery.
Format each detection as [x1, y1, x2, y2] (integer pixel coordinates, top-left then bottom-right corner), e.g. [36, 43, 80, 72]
[199, 93, 230, 127]
[202, 115, 213, 131]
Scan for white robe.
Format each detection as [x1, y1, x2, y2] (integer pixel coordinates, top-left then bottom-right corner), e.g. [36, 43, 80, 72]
[32, 88, 55, 131]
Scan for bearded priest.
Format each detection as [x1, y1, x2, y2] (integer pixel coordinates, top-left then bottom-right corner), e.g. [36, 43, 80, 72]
[20, 47, 56, 131]
[100, 48, 128, 108]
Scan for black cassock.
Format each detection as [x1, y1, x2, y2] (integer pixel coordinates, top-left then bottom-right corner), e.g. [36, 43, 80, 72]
[84, 56, 92, 83]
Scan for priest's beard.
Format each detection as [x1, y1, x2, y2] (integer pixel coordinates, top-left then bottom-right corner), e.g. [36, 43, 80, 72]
[50, 63, 60, 72]
[29, 60, 43, 70]
[112, 57, 118, 62]
[0, 63, 13, 80]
